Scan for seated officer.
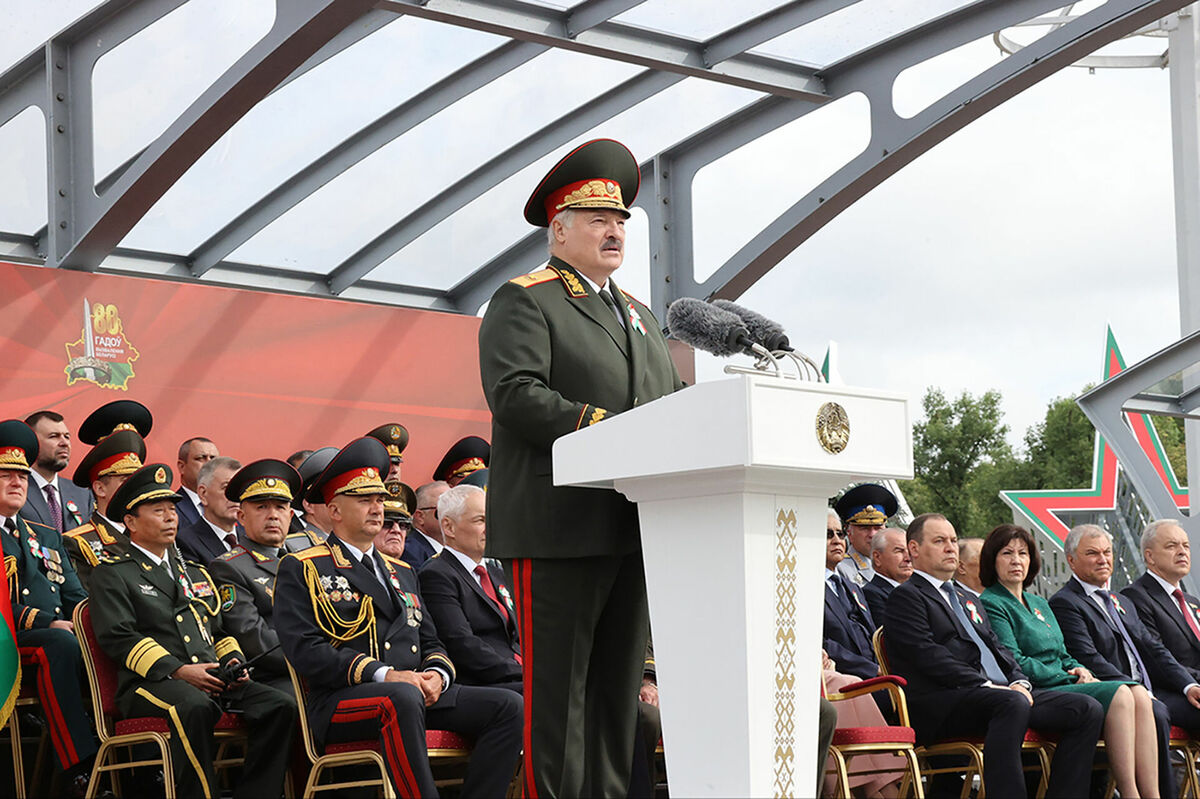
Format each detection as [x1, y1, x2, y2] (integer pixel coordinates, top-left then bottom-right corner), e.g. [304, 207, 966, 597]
[286, 446, 338, 551]
[207, 459, 302, 694]
[89, 463, 296, 799]
[376, 481, 416, 561]
[431, 436, 489, 487]
[63, 401, 152, 590]
[0, 420, 96, 789]
[834, 483, 897, 587]
[366, 422, 409, 484]
[419, 484, 521, 691]
[274, 437, 522, 799]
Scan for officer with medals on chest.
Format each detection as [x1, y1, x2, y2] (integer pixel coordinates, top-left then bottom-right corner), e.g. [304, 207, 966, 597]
[207, 459, 301, 694]
[89, 463, 297, 799]
[62, 401, 152, 591]
[0, 420, 97, 789]
[273, 436, 522, 799]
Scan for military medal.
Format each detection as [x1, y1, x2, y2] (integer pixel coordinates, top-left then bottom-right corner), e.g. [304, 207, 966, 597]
[389, 574, 402, 592]
[331, 590, 342, 602]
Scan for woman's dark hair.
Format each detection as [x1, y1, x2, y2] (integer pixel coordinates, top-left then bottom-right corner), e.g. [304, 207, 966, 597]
[979, 523, 1041, 588]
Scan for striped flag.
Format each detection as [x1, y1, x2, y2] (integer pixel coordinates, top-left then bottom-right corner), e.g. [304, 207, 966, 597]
[0, 555, 21, 729]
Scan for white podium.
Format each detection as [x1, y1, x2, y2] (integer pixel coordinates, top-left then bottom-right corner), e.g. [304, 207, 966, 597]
[553, 373, 912, 798]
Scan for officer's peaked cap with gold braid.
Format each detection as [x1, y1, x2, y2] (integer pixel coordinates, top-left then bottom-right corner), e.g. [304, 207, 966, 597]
[226, 458, 302, 504]
[0, 420, 38, 473]
[307, 437, 390, 504]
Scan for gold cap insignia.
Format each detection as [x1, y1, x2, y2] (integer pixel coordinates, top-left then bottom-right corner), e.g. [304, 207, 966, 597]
[390, 426, 401, 440]
[154, 466, 167, 483]
[0, 447, 29, 471]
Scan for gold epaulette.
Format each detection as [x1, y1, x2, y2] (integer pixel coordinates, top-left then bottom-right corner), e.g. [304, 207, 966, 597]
[292, 545, 331, 561]
[64, 523, 96, 539]
[508, 268, 557, 288]
[215, 547, 244, 562]
[25, 520, 53, 533]
[381, 553, 410, 570]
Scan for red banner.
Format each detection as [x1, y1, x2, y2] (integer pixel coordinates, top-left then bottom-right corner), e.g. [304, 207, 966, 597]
[0, 261, 490, 485]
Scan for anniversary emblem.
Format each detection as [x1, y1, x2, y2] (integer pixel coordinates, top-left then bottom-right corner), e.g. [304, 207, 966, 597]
[64, 299, 140, 390]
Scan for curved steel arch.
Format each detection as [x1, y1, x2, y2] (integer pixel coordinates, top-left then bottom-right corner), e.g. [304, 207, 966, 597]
[0, 0, 1189, 321]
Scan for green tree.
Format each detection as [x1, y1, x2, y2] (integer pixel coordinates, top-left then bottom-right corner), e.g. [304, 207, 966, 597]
[1021, 393, 1096, 490]
[1151, 415, 1188, 485]
[899, 388, 1012, 535]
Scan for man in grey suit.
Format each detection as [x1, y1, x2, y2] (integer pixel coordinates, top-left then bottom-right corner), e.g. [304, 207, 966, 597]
[19, 410, 92, 532]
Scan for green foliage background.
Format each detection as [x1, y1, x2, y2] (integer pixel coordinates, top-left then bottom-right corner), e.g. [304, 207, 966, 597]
[899, 386, 1188, 538]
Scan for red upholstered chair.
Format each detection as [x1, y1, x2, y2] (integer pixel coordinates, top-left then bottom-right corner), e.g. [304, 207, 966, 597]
[823, 673, 925, 798]
[73, 600, 246, 799]
[873, 628, 1054, 799]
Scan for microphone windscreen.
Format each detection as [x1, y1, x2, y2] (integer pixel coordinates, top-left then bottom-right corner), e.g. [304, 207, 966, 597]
[711, 299, 791, 351]
[667, 298, 750, 357]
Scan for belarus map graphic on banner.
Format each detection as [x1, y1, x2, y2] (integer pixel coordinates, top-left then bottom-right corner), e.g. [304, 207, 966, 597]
[64, 299, 140, 390]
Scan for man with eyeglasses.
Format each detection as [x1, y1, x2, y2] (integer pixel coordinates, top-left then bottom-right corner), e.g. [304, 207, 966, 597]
[402, 481, 449, 569]
[823, 510, 879, 680]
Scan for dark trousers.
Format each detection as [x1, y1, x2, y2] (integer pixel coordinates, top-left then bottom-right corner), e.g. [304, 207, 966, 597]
[505, 553, 649, 798]
[17, 627, 97, 771]
[320, 681, 522, 799]
[917, 686, 1103, 799]
[119, 678, 296, 799]
[1156, 691, 1198, 799]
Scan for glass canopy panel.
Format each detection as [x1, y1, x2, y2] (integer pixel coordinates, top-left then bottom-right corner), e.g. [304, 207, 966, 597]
[612, 0, 793, 41]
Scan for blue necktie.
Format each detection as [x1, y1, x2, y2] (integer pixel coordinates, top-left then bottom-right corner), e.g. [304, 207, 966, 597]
[942, 582, 1008, 684]
[1096, 590, 1152, 690]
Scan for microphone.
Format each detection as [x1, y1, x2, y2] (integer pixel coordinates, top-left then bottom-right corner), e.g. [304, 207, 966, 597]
[666, 298, 763, 358]
[711, 299, 793, 352]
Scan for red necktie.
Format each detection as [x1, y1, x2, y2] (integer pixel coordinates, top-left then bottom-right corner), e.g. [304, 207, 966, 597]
[475, 564, 509, 623]
[1173, 588, 1200, 643]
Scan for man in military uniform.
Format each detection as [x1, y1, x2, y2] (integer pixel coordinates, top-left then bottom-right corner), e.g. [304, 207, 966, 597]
[366, 423, 409, 484]
[207, 459, 302, 694]
[431, 436, 489, 487]
[286, 446, 338, 552]
[0, 420, 97, 786]
[274, 437, 522, 799]
[62, 401, 152, 590]
[834, 483, 898, 587]
[376, 481, 416, 561]
[478, 138, 685, 797]
[89, 462, 296, 799]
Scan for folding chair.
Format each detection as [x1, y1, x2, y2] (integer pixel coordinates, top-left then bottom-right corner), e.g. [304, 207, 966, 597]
[824, 673, 925, 798]
[873, 628, 1053, 799]
[74, 599, 246, 799]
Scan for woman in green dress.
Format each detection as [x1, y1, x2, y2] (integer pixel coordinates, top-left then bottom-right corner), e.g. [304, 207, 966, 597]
[978, 524, 1159, 799]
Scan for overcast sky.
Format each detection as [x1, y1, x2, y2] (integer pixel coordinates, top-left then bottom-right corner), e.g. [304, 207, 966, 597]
[0, 0, 1187, 455]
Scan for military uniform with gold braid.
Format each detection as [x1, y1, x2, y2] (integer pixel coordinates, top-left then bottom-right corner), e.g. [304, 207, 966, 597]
[62, 418, 149, 591]
[89, 463, 296, 799]
[207, 459, 302, 694]
[0, 419, 97, 775]
[273, 436, 522, 799]
[477, 139, 684, 797]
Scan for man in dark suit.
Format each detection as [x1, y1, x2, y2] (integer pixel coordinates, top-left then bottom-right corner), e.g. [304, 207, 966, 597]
[273, 437, 522, 798]
[419, 484, 521, 691]
[1051, 523, 1200, 797]
[403, 481, 448, 569]
[885, 513, 1103, 799]
[174, 437, 218, 529]
[478, 139, 685, 798]
[1122, 519, 1200, 684]
[20, 410, 93, 533]
[862, 526, 912, 624]
[176, 456, 241, 564]
[823, 512, 878, 680]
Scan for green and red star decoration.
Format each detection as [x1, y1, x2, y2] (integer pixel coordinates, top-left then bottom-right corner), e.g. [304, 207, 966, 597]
[1000, 327, 1187, 548]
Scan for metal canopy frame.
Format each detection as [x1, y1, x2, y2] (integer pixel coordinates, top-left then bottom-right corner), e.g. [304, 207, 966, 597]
[0, 0, 1192, 320]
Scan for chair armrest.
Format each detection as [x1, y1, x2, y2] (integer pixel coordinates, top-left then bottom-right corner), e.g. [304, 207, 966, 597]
[827, 674, 911, 727]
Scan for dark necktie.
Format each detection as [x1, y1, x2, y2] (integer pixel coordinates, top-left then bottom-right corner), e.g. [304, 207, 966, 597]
[942, 581, 1008, 684]
[599, 286, 624, 326]
[44, 485, 62, 533]
[3, 518, 15, 535]
[223, 532, 238, 550]
[1095, 589, 1152, 690]
[1173, 588, 1200, 645]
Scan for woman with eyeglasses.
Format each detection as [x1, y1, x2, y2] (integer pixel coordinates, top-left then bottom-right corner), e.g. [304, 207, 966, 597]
[978, 524, 1158, 798]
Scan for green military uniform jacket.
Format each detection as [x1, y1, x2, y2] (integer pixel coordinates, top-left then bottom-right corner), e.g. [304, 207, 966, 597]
[285, 524, 325, 553]
[478, 256, 685, 558]
[89, 546, 244, 698]
[207, 537, 287, 681]
[64, 512, 131, 592]
[3, 515, 86, 630]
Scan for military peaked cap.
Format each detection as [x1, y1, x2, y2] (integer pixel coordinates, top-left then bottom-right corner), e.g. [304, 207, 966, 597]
[78, 399, 152, 445]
